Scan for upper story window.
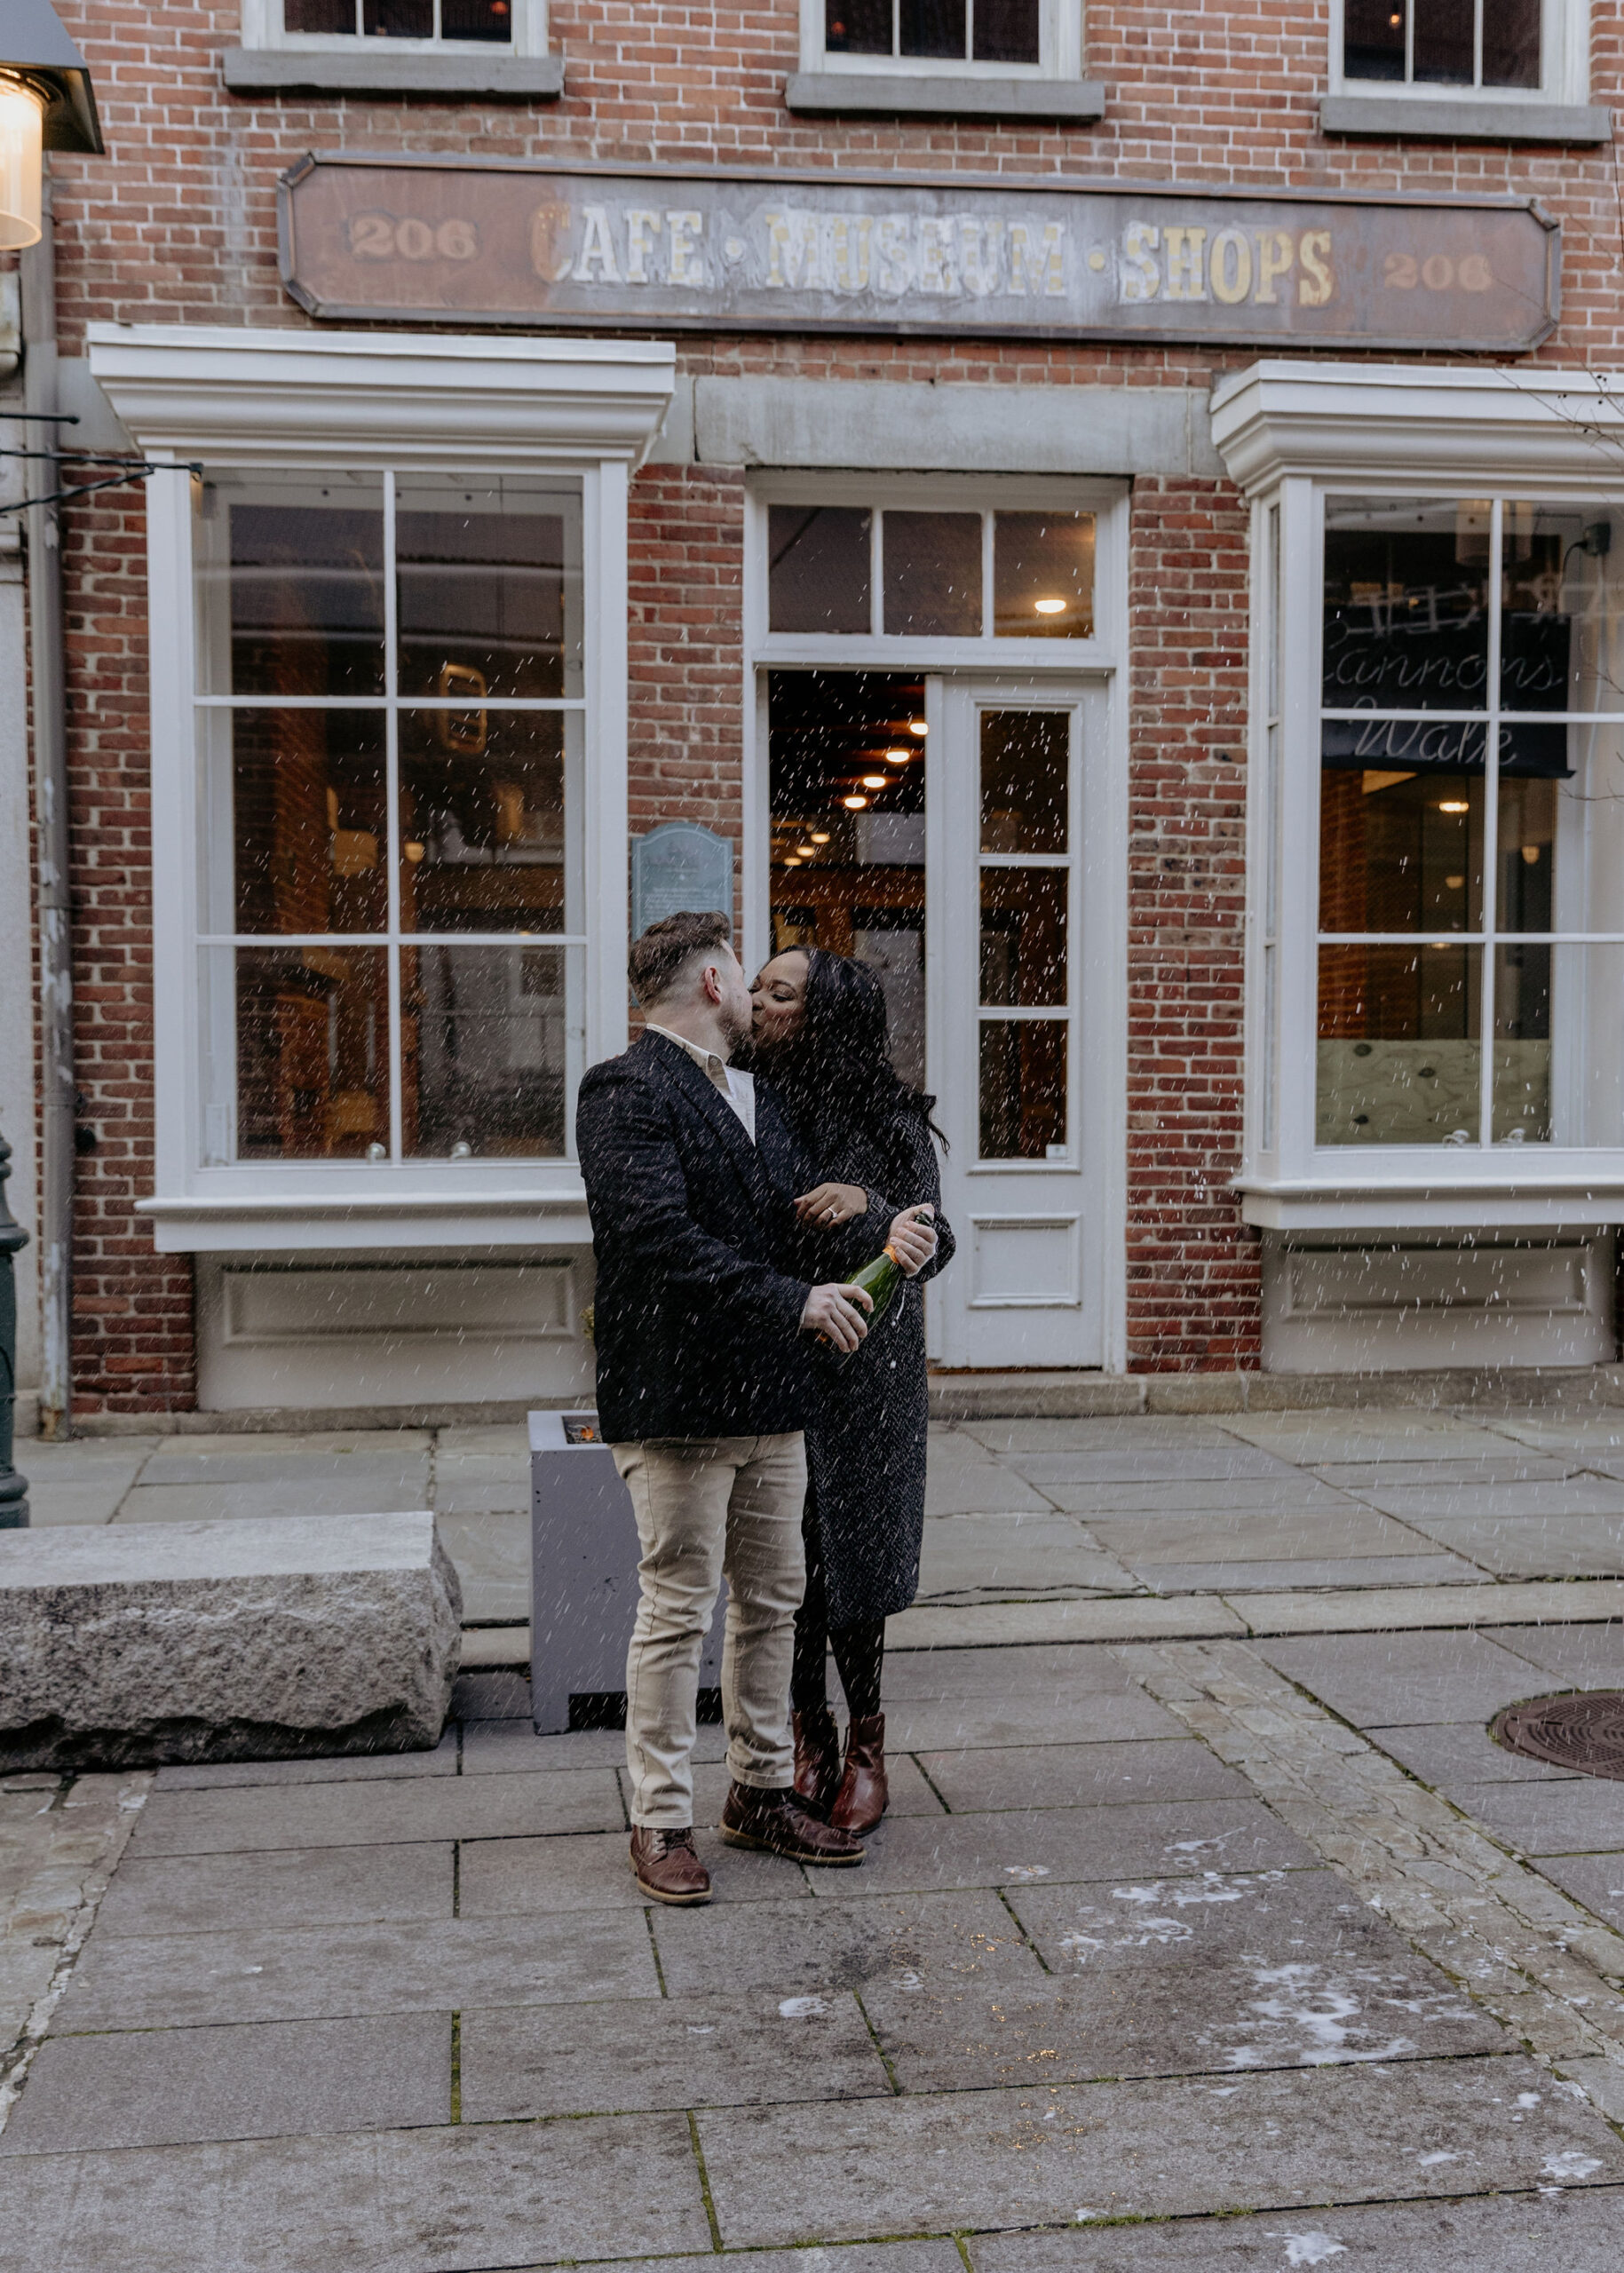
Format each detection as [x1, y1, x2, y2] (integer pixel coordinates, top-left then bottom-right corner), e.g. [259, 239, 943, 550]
[825, 0, 1041, 67]
[283, 0, 512, 38]
[1344, 0, 1539, 90]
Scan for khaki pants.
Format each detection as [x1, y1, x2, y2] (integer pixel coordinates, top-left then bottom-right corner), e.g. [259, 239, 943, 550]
[614, 1432, 808, 1829]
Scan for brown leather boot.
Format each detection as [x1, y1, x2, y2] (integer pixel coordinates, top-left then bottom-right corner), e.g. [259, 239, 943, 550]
[793, 1705, 843, 1817]
[719, 1780, 865, 1865]
[630, 1826, 712, 1905]
[828, 1713, 888, 1835]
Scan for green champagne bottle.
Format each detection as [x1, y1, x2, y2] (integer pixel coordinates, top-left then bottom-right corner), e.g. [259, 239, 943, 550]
[826, 1209, 930, 1360]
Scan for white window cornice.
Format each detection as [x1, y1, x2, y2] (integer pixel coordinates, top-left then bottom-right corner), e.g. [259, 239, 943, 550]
[1208, 356, 1624, 497]
[86, 324, 675, 468]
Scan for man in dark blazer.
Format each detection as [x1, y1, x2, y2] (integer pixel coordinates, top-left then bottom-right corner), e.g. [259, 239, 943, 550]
[577, 911, 926, 1905]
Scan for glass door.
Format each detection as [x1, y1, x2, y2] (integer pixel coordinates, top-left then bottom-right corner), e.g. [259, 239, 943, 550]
[934, 681, 1100, 1368]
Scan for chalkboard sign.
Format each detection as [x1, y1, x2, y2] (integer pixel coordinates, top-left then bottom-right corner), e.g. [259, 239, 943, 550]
[630, 822, 734, 940]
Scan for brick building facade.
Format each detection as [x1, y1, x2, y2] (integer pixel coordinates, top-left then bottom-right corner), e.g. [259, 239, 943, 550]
[5, 1, 1624, 1422]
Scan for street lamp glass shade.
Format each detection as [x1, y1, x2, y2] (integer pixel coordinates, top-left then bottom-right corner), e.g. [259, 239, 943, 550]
[0, 81, 44, 249]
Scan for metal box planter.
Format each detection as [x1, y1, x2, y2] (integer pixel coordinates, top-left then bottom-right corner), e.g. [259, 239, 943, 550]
[528, 1409, 725, 1735]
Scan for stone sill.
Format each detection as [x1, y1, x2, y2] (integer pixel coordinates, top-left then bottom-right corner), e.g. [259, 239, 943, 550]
[1320, 91, 1611, 142]
[785, 70, 1105, 122]
[222, 45, 564, 99]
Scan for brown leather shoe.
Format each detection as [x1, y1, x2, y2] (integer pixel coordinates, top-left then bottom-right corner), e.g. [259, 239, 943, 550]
[793, 1706, 843, 1817]
[719, 1780, 864, 1865]
[828, 1712, 888, 1836]
[630, 1826, 712, 1905]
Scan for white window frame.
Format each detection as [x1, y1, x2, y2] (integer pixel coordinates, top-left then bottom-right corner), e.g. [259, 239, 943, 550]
[1216, 357, 1624, 1236]
[1327, 0, 1588, 108]
[239, 0, 549, 54]
[798, 0, 1081, 81]
[85, 322, 673, 1255]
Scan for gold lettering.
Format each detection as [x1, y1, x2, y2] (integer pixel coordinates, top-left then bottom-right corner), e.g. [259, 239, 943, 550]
[959, 216, 1001, 297]
[1208, 226, 1253, 305]
[1163, 225, 1208, 301]
[919, 216, 957, 295]
[764, 210, 822, 289]
[1119, 221, 1160, 302]
[625, 209, 662, 284]
[529, 202, 574, 283]
[572, 204, 620, 284]
[874, 215, 912, 297]
[832, 213, 873, 292]
[1255, 230, 1294, 304]
[1010, 221, 1066, 297]
[666, 210, 704, 287]
[1298, 229, 1334, 307]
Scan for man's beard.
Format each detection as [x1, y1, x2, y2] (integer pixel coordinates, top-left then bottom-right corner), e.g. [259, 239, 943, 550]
[717, 997, 754, 1055]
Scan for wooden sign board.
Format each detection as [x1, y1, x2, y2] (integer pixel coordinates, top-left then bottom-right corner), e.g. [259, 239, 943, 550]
[281, 156, 1558, 352]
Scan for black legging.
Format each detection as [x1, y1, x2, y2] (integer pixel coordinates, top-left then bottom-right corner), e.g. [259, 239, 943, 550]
[792, 1505, 884, 1721]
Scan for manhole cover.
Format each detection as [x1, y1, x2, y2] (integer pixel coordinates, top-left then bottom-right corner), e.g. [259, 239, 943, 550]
[1494, 1691, 1624, 1778]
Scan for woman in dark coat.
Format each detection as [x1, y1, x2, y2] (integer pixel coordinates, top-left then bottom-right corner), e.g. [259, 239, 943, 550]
[749, 946, 955, 1833]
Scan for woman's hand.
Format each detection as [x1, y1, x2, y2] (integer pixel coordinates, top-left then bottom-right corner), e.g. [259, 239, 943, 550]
[887, 1204, 937, 1277]
[795, 1181, 869, 1228]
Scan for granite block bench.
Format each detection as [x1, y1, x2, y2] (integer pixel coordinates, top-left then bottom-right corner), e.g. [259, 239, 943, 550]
[0, 1511, 463, 1771]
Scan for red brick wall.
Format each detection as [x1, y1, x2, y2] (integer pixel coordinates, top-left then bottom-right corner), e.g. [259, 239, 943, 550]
[33, 2, 1624, 1398]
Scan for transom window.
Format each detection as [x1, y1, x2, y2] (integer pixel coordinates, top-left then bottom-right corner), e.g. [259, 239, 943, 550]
[769, 504, 1095, 640]
[1317, 494, 1624, 1149]
[283, 0, 512, 36]
[1343, 0, 1540, 90]
[826, 0, 1039, 65]
[193, 468, 585, 1166]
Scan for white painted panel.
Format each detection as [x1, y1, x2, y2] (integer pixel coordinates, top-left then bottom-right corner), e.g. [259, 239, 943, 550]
[1284, 1244, 1591, 1319]
[970, 1215, 1081, 1309]
[222, 1262, 575, 1345]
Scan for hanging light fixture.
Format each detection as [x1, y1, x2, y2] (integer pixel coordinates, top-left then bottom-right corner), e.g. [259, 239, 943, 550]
[0, 0, 102, 250]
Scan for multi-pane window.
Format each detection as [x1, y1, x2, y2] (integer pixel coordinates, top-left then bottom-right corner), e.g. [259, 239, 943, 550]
[978, 709, 1072, 1160]
[193, 468, 585, 1166]
[769, 504, 1095, 639]
[283, 0, 512, 39]
[1318, 495, 1624, 1148]
[825, 0, 1041, 67]
[1343, 0, 1541, 90]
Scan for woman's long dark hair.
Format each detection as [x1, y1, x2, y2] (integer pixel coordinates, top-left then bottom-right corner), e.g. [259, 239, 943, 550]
[761, 948, 947, 1156]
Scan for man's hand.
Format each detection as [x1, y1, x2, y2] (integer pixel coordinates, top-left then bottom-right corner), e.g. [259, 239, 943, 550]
[801, 1281, 875, 1352]
[887, 1204, 937, 1278]
[794, 1181, 869, 1227]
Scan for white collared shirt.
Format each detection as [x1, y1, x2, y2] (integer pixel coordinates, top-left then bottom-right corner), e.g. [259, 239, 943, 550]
[645, 1023, 757, 1144]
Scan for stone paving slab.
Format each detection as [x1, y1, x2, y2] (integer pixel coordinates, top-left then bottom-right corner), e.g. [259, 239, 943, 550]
[135, 1446, 432, 1487]
[1005, 1448, 1299, 1485]
[1006, 1865, 1425, 1975]
[127, 1768, 625, 1857]
[1240, 1580, 1624, 1639]
[1374, 1521, 1624, 1581]
[694, 2055, 1623, 2244]
[648, 1888, 1039, 1999]
[1218, 1419, 1514, 1458]
[1314, 1456, 1581, 1488]
[114, 1477, 433, 1525]
[917, 1738, 1248, 1814]
[879, 1644, 1152, 1699]
[1490, 1621, 1624, 1681]
[450, 1669, 531, 1721]
[154, 1734, 460, 1790]
[458, 1828, 801, 1916]
[965, 2189, 1624, 2271]
[917, 1516, 1139, 1601]
[961, 1421, 1252, 1454]
[661, 1754, 946, 1825]
[1149, 1556, 1486, 1594]
[1, 2010, 449, 2153]
[1449, 1779, 1624, 1856]
[434, 1511, 530, 1621]
[1090, 1510, 1441, 1564]
[1537, 1854, 1624, 1935]
[802, 1801, 1316, 1897]
[0, 2110, 709, 2273]
[1041, 1480, 1367, 1519]
[1256, 1631, 1557, 1728]
[461, 1718, 731, 1774]
[51, 1911, 660, 2031]
[461, 1987, 889, 2119]
[884, 1694, 1189, 1750]
[93, 1842, 455, 1937]
[1353, 1477, 1624, 1519]
[432, 1453, 531, 1515]
[1365, 1723, 1580, 1790]
[891, 1601, 1249, 1651]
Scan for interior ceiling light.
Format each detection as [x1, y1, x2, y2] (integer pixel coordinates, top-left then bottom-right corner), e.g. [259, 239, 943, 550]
[1034, 598, 1066, 616]
[782, 854, 803, 866]
[810, 831, 830, 843]
[884, 747, 910, 764]
[909, 718, 928, 736]
[860, 773, 887, 789]
[844, 794, 868, 809]
[796, 843, 816, 858]
[1437, 799, 1470, 814]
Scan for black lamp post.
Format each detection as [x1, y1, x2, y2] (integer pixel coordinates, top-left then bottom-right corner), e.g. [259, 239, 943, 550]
[0, 1136, 28, 1526]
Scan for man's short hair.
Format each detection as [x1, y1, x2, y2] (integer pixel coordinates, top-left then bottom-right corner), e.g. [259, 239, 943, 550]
[629, 910, 733, 1008]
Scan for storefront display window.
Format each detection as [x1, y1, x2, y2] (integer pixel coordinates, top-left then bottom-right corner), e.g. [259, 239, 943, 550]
[1317, 494, 1624, 1152]
[194, 467, 586, 1165]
